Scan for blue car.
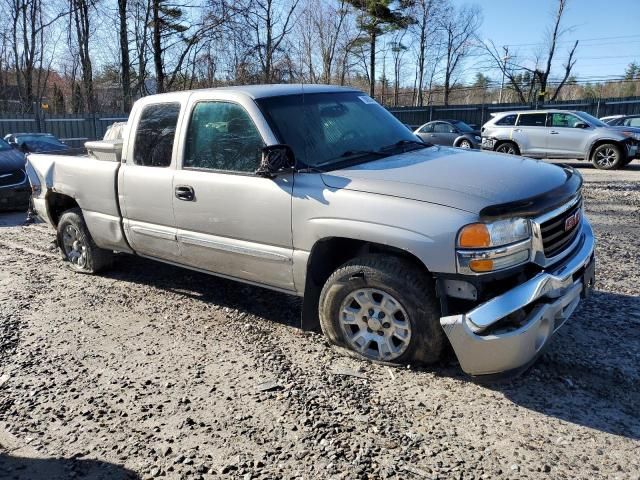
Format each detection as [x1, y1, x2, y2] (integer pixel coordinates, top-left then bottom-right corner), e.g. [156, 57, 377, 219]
[0, 138, 30, 211]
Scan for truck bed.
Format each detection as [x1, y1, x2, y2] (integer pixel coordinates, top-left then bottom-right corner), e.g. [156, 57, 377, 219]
[27, 151, 131, 253]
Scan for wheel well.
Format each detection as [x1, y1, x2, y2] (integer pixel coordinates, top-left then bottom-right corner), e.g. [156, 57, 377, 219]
[494, 139, 519, 152]
[47, 193, 79, 226]
[300, 237, 429, 330]
[588, 140, 624, 160]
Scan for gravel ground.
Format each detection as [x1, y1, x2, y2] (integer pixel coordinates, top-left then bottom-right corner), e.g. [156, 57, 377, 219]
[0, 162, 639, 480]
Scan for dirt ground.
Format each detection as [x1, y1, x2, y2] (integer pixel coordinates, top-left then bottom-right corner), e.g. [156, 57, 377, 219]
[0, 161, 639, 480]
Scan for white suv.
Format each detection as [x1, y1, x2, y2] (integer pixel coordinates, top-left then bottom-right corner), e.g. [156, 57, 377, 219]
[482, 110, 639, 170]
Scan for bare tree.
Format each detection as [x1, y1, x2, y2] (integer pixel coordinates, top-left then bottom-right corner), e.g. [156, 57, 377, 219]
[6, 0, 67, 111]
[410, 0, 440, 106]
[69, 0, 96, 112]
[242, 0, 300, 83]
[438, 2, 481, 106]
[484, 0, 577, 104]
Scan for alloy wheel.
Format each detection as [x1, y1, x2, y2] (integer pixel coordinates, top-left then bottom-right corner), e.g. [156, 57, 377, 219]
[338, 288, 412, 361]
[61, 224, 88, 269]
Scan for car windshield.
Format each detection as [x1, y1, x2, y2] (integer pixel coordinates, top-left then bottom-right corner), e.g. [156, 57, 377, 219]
[575, 112, 608, 128]
[0, 138, 11, 152]
[451, 120, 474, 133]
[256, 92, 425, 169]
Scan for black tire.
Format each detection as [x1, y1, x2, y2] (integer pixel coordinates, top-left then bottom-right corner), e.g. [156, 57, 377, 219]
[495, 141, 520, 155]
[56, 208, 113, 274]
[319, 254, 444, 365]
[591, 143, 623, 170]
[457, 139, 472, 149]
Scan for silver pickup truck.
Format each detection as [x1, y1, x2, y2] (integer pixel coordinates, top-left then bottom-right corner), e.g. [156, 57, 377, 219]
[26, 85, 595, 378]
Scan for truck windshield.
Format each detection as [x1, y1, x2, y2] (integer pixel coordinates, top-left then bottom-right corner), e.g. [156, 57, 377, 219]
[256, 92, 425, 169]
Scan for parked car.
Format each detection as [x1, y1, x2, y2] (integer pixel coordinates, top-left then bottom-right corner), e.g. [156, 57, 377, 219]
[26, 85, 595, 378]
[414, 119, 481, 149]
[600, 114, 640, 127]
[4, 133, 71, 154]
[482, 110, 639, 169]
[0, 137, 30, 211]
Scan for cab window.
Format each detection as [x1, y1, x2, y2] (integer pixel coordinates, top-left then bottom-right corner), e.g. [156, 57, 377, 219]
[133, 103, 180, 167]
[183, 101, 264, 173]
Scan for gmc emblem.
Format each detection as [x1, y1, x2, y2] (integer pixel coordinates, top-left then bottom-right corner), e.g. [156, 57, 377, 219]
[564, 210, 581, 232]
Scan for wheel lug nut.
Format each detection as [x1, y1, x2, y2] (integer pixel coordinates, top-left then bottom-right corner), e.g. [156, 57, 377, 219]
[377, 331, 384, 336]
[383, 322, 391, 329]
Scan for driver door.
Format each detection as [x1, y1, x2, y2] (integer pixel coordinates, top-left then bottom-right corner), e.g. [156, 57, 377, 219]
[172, 98, 295, 291]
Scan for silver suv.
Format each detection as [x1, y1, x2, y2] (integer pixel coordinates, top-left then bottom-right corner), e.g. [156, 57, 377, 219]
[482, 110, 639, 170]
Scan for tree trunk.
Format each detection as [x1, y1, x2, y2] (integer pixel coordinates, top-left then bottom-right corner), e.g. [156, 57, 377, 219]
[152, 0, 164, 93]
[118, 0, 131, 110]
[369, 31, 375, 97]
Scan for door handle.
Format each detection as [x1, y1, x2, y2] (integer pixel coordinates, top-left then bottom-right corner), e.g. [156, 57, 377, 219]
[550, 131, 559, 134]
[513, 128, 522, 132]
[175, 185, 195, 201]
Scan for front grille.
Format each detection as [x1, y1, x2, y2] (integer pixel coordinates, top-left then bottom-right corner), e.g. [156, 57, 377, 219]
[0, 169, 26, 188]
[540, 199, 582, 258]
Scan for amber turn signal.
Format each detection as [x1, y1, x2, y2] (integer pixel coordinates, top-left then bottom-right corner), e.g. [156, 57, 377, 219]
[458, 223, 491, 248]
[469, 259, 494, 272]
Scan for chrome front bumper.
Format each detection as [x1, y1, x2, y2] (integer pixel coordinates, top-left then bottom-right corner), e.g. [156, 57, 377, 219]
[441, 218, 595, 377]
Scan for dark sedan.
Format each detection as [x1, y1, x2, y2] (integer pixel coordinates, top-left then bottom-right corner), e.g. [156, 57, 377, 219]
[413, 119, 482, 149]
[0, 138, 30, 211]
[4, 132, 71, 154]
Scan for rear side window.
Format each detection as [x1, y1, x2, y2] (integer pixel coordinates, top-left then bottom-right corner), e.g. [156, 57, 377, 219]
[495, 114, 516, 126]
[624, 117, 640, 127]
[517, 113, 546, 127]
[434, 122, 454, 133]
[133, 103, 181, 167]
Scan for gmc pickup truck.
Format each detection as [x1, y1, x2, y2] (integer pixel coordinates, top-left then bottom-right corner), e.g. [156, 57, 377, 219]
[26, 85, 596, 377]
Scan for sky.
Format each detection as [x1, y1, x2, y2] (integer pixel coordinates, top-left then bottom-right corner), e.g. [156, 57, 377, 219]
[458, 0, 640, 82]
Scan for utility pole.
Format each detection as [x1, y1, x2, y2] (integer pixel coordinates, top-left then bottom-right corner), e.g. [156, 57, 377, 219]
[498, 46, 510, 104]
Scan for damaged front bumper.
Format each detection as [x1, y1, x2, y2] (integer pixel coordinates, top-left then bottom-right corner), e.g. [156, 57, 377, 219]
[440, 218, 595, 377]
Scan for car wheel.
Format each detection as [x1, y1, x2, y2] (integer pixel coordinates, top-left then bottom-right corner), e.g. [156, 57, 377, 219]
[458, 139, 472, 149]
[319, 255, 444, 365]
[495, 142, 519, 155]
[592, 143, 623, 170]
[57, 208, 113, 273]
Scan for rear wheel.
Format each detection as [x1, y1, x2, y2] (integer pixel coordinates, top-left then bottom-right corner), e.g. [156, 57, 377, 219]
[495, 141, 519, 155]
[592, 143, 623, 170]
[57, 208, 113, 273]
[319, 255, 444, 365]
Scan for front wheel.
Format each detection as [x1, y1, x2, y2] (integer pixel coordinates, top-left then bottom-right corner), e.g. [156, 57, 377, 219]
[319, 255, 444, 365]
[592, 143, 623, 170]
[57, 208, 113, 273]
[458, 139, 472, 149]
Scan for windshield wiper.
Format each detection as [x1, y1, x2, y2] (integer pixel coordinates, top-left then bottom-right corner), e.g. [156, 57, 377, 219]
[314, 149, 388, 168]
[380, 139, 431, 152]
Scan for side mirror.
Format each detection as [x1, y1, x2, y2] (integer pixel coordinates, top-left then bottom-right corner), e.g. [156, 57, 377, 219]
[256, 144, 295, 178]
[575, 122, 588, 129]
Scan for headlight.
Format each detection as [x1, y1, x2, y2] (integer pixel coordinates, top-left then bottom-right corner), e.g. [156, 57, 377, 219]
[457, 218, 532, 274]
[621, 131, 640, 141]
[458, 218, 531, 248]
[474, 135, 481, 141]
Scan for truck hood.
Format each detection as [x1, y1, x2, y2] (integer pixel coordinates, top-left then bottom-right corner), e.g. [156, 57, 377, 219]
[321, 146, 571, 214]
